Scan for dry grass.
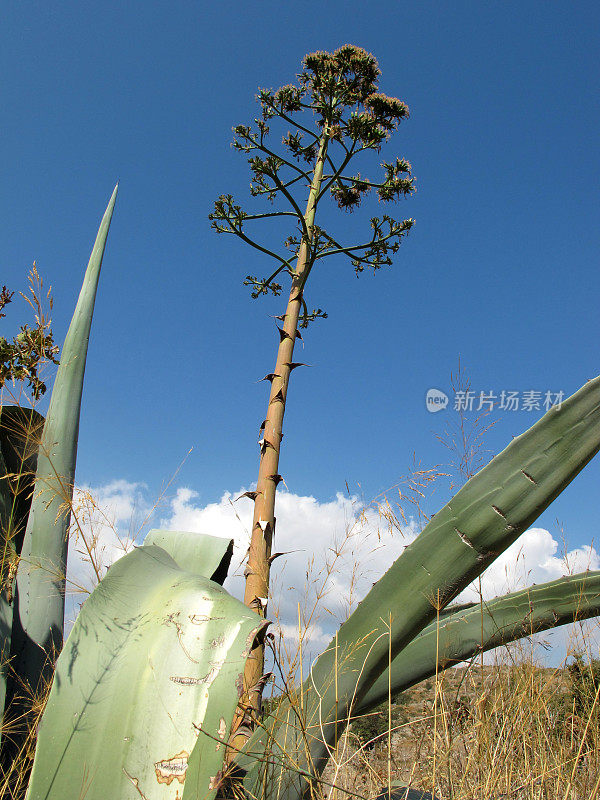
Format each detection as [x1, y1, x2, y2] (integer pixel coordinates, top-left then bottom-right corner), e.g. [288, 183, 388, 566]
[323, 638, 600, 800]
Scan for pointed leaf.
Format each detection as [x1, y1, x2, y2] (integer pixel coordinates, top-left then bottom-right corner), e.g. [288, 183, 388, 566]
[13, 187, 118, 701]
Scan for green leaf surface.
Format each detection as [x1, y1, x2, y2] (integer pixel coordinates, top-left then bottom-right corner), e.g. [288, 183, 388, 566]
[12, 186, 118, 698]
[144, 529, 233, 585]
[26, 541, 264, 800]
[0, 406, 44, 732]
[358, 570, 600, 713]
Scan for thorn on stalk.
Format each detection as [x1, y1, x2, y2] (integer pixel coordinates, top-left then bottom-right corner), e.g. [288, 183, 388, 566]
[277, 326, 293, 342]
[286, 362, 310, 371]
[236, 491, 259, 502]
[268, 474, 285, 487]
[250, 672, 273, 697]
[268, 552, 291, 564]
[249, 596, 268, 611]
[259, 373, 280, 383]
[258, 438, 276, 454]
[269, 388, 285, 405]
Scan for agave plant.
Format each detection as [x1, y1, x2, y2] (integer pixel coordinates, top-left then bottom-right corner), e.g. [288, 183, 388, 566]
[0, 67, 598, 799]
[22, 370, 600, 800]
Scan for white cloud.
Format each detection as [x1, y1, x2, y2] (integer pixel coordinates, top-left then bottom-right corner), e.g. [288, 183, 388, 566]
[456, 528, 600, 666]
[64, 481, 600, 666]
[459, 528, 600, 603]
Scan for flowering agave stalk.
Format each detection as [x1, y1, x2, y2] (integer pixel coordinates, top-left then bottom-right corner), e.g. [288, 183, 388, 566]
[210, 45, 415, 735]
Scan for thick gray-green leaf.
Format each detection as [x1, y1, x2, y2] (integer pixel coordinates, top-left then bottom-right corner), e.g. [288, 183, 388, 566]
[26, 542, 264, 800]
[13, 186, 118, 700]
[144, 529, 233, 584]
[358, 570, 600, 713]
[0, 406, 43, 732]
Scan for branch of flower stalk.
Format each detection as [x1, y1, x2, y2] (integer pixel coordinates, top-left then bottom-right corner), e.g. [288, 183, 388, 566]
[323, 173, 406, 191]
[225, 227, 296, 272]
[311, 218, 413, 265]
[242, 211, 300, 222]
[260, 101, 322, 142]
[254, 141, 313, 182]
[245, 261, 297, 299]
[299, 301, 328, 328]
[251, 173, 307, 198]
[233, 126, 313, 182]
[318, 143, 359, 201]
[270, 172, 310, 239]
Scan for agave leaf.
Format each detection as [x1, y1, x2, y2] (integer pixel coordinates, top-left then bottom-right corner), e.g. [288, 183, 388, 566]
[12, 186, 118, 699]
[0, 407, 44, 561]
[239, 375, 600, 800]
[0, 407, 44, 732]
[358, 570, 600, 713]
[144, 528, 233, 585]
[26, 539, 265, 800]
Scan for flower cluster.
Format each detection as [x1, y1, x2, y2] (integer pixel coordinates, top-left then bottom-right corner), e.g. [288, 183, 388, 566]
[378, 158, 414, 201]
[212, 46, 416, 319]
[364, 93, 409, 129]
[302, 45, 380, 107]
[243, 275, 283, 299]
[281, 132, 317, 163]
[209, 194, 248, 233]
[330, 174, 371, 210]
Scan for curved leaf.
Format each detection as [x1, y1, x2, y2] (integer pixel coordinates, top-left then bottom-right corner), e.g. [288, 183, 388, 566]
[144, 528, 233, 584]
[26, 541, 264, 800]
[358, 570, 600, 713]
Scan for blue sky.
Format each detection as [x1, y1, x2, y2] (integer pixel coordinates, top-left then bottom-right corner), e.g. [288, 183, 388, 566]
[2, 1, 599, 636]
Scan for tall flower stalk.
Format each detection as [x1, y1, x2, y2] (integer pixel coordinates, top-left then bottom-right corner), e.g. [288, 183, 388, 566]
[210, 45, 415, 739]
